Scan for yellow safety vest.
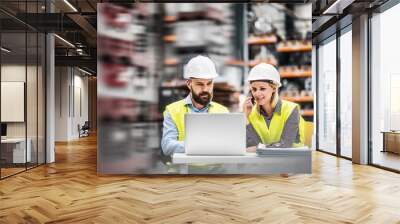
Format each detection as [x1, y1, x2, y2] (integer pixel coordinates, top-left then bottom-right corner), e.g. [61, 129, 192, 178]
[248, 100, 305, 147]
[164, 99, 229, 141]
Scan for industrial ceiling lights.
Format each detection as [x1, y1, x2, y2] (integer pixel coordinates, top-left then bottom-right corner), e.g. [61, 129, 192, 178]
[78, 67, 93, 76]
[54, 34, 75, 48]
[1, 47, 11, 53]
[323, 0, 355, 15]
[63, 0, 78, 12]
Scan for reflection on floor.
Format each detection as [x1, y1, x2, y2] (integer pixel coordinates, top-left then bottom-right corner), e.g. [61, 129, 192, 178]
[373, 151, 400, 171]
[0, 167, 25, 178]
[0, 162, 43, 178]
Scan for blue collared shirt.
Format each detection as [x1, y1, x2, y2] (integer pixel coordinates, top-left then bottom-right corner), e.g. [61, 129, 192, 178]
[161, 95, 211, 156]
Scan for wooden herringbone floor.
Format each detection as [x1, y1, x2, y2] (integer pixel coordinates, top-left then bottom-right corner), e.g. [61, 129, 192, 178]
[1, 134, 400, 224]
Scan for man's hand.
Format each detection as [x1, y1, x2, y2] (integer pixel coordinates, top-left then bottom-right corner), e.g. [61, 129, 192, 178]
[246, 146, 257, 153]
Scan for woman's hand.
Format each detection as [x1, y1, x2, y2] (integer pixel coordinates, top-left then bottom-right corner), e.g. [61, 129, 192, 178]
[243, 96, 254, 120]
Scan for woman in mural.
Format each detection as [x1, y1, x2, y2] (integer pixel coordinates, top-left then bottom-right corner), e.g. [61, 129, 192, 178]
[243, 63, 305, 151]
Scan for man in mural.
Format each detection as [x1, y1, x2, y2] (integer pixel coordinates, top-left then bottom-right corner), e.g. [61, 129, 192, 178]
[161, 55, 229, 155]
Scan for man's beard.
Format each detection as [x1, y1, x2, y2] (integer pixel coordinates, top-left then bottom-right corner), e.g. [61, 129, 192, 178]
[191, 88, 212, 106]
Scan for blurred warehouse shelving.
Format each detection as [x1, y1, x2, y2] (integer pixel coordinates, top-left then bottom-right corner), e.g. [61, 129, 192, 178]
[247, 35, 278, 45]
[98, 3, 161, 123]
[159, 3, 242, 113]
[158, 3, 313, 119]
[97, 3, 166, 173]
[246, 3, 313, 121]
[97, 3, 313, 123]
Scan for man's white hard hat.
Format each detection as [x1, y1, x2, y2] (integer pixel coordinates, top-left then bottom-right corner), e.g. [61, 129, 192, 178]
[247, 63, 281, 87]
[183, 55, 219, 79]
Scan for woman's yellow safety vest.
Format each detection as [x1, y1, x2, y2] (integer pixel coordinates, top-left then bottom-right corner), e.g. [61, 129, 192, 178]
[248, 100, 305, 147]
[164, 100, 229, 141]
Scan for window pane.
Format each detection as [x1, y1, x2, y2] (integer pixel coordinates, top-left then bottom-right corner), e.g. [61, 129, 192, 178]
[1, 31, 27, 177]
[371, 3, 400, 171]
[27, 31, 38, 169]
[318, 36, 337, 154]
[340, 28, 352, 158]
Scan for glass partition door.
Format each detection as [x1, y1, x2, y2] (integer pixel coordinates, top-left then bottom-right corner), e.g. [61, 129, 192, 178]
[317, 35, 337, 154]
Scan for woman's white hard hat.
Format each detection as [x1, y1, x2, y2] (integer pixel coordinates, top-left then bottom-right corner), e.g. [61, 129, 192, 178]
[247, 63, 281, 87]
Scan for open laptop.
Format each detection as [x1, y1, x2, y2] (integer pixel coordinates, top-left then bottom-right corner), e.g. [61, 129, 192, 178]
[184, 113, 246, 155]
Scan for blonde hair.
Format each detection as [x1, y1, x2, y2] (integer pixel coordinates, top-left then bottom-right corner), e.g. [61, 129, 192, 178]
[269, 82, 279, 108]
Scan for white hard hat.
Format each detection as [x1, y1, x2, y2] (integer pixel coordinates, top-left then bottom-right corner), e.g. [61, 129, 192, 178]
[247, 63, 281, 87]
[183, 55, 219, 79]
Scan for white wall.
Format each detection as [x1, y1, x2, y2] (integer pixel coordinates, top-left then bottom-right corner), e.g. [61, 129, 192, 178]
[55, 67, 89, 141]
[72, 73, 89, 138]
[1, 65, 31, 138]
[55, 67, 69, 141]
[1, 66, 26, 129]
[1, 64, 46, 164]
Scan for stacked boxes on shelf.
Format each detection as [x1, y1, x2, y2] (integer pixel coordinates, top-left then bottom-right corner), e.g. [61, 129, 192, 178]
[247, 4, 313, 120]
[160, 3, 241, 112]
[97, 3, 162, 173]
[98, 3, 160, 123]
[278, 37, 313, 120]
